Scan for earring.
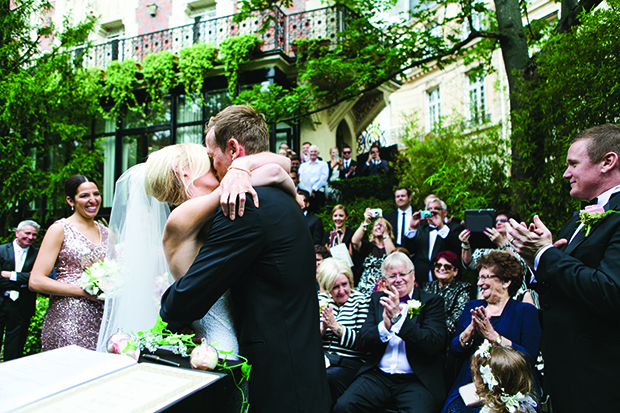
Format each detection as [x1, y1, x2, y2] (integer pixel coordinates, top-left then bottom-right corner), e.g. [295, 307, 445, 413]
[71, 206, 74, 211]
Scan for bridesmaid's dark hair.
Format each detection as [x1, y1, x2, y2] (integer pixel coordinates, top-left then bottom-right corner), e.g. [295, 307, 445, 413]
[65, 175, 90, 199]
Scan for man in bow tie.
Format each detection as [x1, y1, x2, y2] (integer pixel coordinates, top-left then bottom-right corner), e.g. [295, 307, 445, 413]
[506, 124, 620, 413]
[0, 220, 40, 361]
[334, 252, 446, 413]
[408, 198, 463, 286]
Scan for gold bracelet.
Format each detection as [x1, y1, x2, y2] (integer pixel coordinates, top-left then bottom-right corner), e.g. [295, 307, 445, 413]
[227, 165, 252, 176]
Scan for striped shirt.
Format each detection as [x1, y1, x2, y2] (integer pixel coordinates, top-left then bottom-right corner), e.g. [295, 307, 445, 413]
[318, 290, 370, 360]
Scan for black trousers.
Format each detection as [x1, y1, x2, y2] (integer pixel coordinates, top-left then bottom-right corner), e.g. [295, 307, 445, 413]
[334, 368, 439, 413]
[327, 357, 364, 406]
[0, 298, 29, 361]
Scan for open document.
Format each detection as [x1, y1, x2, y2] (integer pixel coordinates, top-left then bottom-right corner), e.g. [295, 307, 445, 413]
[0, 346, 222, 412]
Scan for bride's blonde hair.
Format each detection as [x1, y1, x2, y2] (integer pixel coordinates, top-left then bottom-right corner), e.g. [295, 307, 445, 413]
[144, 143, 211, 206]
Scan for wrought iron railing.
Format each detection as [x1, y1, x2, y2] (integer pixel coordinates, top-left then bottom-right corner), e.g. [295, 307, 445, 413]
[80, 5, 359, 69]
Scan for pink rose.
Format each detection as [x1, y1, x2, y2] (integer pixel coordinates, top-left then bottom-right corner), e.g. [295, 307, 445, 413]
[190, 340, 219, 371]
[584, 205, 605, 214]
[107, 331, 140, 361]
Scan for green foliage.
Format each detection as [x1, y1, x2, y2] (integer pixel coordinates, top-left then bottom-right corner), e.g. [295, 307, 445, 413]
[396, 113, 511, 219]
[99, 59, 143, 120]
[0, 3, 102, 229]
[142, 51, 179, 112]
[329, 173, 399, 204]
[234, 83, 308, 124]
[511, 0, 620, 234]
[178, 42, 219, 100]
[219, 34, 262, 97]
[24, 295, 49, 355]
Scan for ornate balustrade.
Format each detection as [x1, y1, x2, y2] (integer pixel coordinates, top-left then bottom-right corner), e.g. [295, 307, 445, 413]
[80, 5, 359, 68]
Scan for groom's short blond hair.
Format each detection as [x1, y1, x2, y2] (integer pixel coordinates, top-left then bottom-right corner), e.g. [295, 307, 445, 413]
[145, 143, 211, 206]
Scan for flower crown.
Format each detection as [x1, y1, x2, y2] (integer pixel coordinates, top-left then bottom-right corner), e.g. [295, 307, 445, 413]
[476, 340, 537, 413]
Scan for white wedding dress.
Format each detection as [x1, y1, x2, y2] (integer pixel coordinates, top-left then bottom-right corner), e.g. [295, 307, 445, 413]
[97, 164, 238, 358]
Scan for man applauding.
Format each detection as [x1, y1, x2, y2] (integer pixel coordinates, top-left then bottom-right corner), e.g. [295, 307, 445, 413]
[335, 253, 446, 413]
[507, 124, 620, 413]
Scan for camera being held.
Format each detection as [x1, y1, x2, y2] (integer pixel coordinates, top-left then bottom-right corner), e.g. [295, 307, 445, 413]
[369, 208, 382, 218]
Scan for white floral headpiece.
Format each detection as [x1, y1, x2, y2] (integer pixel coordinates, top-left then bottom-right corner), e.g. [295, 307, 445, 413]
[476, 340, 538, 413]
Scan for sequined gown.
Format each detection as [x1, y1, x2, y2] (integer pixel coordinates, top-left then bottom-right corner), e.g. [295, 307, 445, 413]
[41, 219, 109, 351]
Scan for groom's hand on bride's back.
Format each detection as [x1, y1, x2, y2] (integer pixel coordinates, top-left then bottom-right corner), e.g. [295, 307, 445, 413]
[220, 167, 259, 220]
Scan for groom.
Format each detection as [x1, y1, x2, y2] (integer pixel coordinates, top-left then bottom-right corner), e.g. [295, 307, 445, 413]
[160, 105, 331, 413]
[506, 124, 620, 413]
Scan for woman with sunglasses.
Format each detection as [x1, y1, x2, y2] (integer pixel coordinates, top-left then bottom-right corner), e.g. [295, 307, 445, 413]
[459, 211, 537, 307]
[423, 251, 473, 338]
[423, 250, 473, 389]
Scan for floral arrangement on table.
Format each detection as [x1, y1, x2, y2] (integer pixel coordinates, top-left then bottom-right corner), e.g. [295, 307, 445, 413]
[407, 299, 424, 319]
[79, 259, 120, 300]
[579, 205, 620, 237]
[107, 316, 251, 413]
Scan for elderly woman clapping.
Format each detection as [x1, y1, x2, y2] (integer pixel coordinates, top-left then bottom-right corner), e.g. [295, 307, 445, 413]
[442, 251, 541, 413]
[318, 258, 370, 404]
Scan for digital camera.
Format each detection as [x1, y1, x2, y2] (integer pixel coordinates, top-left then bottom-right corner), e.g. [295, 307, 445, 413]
[369, 208, 383, 218]
[420, 210, 432, 219]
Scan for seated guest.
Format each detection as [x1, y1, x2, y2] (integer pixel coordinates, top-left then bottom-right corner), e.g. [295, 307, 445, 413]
[423, 251, 473, 338]
[384, 187, 415, 249]
[323, 205, 354, 254]
[335, 252, 447, 413]
[360, 143, 388, 177]
[318, 258, 371, 405]
[298, 189, 324, 245]
[352, 209, 395, 295]
[409, 198, 463, 286]
[423, 250, 474, 389]
[340, 145, 357, 179]
[442, 251, 541, 413]
[470, 341, 537, 413]
[315, 245, 332, 291]
[459, 211, 537, 307]
[298, 145, 329, 213]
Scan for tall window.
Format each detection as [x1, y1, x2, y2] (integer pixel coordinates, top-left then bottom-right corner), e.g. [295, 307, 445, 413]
[426, 87, 441, 132]
[467, 74, 485, 125]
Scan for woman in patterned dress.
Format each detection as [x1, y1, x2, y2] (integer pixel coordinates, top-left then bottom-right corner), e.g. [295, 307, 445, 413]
[352, 209, 395, 295]
[29, 175, 109, 351]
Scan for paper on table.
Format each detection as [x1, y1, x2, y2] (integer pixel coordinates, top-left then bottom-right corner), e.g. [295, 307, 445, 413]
[17, 363, 223, 413]
[0, 345, 136, 413]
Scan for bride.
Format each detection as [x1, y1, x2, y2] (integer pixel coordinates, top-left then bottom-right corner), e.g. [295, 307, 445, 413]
[97, 143, 296, 356]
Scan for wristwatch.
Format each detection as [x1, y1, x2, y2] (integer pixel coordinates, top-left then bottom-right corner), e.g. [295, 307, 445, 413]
[390, 313, 402, 324]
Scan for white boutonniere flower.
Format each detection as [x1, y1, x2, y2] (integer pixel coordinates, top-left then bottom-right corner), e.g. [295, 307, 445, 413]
[579, 205, 619, 237]
[407, 299, 424, 319]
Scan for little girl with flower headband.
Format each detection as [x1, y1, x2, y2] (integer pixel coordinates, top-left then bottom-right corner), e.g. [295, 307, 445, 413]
[470, 340, 537, 413]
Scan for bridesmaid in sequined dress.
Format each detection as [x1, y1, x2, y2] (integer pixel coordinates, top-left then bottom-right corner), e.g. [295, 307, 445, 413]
[29, 175, 108, 351]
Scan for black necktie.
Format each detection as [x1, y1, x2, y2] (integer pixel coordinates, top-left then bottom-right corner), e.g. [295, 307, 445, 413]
[400, 211, 406, 245]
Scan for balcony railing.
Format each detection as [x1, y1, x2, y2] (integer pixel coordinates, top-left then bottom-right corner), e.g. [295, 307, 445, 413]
[81, 5, 359, 69]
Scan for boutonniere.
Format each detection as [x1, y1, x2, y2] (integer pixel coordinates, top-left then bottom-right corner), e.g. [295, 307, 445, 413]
[579, 205, 620, 237]
[407, 299, 424, 319]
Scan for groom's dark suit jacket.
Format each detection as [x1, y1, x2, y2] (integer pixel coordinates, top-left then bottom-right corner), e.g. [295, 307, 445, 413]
[534, 193, 620, 413]
[356, 288, 446, 406]
[160, 187, 330, 413]
[0, 243, 38, 360]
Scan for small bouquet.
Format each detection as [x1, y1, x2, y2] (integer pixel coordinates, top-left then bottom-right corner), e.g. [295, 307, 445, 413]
[579, 205, 619, 237]
[407, 299, 424, 319]
[79, 259, 120, 300]
[319, 298, 329, 316]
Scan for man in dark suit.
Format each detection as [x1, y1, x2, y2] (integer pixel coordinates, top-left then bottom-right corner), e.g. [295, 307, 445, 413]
[384, 187, 415, 250]
[0, 220, 39, 361]
[360, 144, 389, 177]
[409, 198, 462, 286]
[507, 124, 620, 413]
[339, 145, 357, 179]
[334, 252, 446, 413]
[298, 189, 324, 245]
[160, 105, 330, 413]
